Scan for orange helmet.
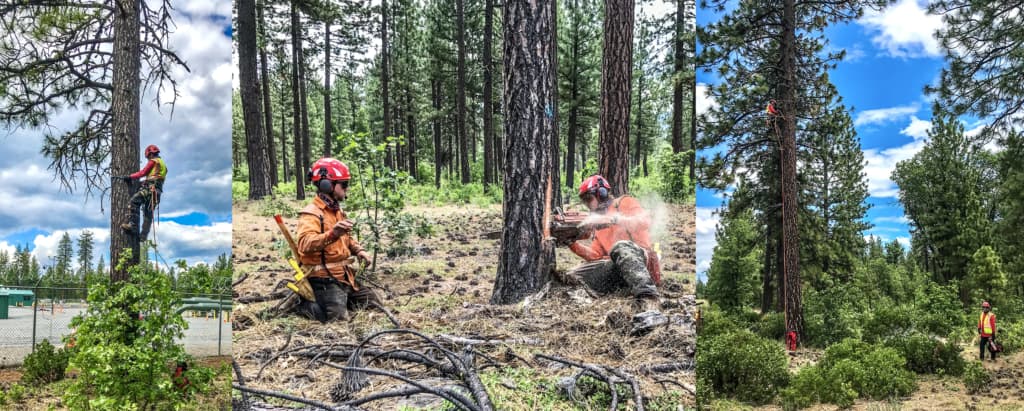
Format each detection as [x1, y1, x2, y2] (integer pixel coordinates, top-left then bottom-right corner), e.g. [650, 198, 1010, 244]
[578, 175, 611, 200]
[308, 158, 351, 193]
[145, 145, 160, 157]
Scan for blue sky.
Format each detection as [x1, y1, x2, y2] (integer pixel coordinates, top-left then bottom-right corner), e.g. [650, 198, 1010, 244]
[0, 0, 234, 269]
[696, 0, 984, 281]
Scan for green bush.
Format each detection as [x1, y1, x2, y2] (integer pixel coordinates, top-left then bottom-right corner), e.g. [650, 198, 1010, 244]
[657, 149, 694, 203]
[231, 181, 249, 201]
[802, 285, 866, 347]
[890, 333, 965, 376]
[995, 320, 1023, 354]
[257, 195, 298, 217]
[753, 312, 786, 340]
[699, 305, 740, 338]
[697, 330, 789, 405]
[913, 282, 964, 337]
[862, 305, 915, 343]
[64, 257, 193, 410]
[21, 339, 70, 384]
[962, 361, 990, 394]
[782, 341, 916, 409]
[5, 383, 26, 403]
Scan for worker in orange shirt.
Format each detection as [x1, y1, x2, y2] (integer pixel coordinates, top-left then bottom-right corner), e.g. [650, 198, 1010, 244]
[294, 158, 379, 323]
[978, 300, 997, 361]
[563, 175, 661, 313]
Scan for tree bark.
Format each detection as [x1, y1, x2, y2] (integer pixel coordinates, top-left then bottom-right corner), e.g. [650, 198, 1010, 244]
[110, 0, 142, 280]
[432, 78, 442, 188]
[550, 0, 561, 208]
[492, 0, 556, 304]
[670, 0, 685, 153]
[239, 0, 273, 200]
[405, 75, 417, 180]
[290, 1, 306, 200]
[483, 0, 495, 190]
[323, 21, 333, 156]
[780, 0, 803, 341]
[381, 0, 391, 155]
[258, 0, 278, 187]
[280, 103, 290, 182]
[761, 222, 774, 313]
[456, 0, 470, 184]
[298, 37, 311, 170]
[598, 0, 633, 196]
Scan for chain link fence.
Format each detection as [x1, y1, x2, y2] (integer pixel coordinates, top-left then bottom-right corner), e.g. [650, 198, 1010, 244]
[0, 287, 232, 367]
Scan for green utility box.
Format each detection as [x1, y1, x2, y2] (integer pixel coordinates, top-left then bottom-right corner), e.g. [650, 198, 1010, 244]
[0, 292, 9, 319]
[3, 289, 35, 307]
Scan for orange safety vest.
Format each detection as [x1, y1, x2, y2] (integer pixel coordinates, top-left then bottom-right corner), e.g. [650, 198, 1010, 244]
[979, 312, 995, 336]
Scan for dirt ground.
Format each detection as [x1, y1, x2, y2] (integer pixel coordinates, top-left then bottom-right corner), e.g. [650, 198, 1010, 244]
[714, 346, 1024, 411]
[232, 199, 697, 410]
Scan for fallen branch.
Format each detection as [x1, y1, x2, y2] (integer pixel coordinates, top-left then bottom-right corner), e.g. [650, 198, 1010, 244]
[232, 272, 250, 288]
[639, 361, 694, 374]
[231, 383, 358, 411]
[437, 334, 543, 347]
[237, 290, 289, 304]
[369, 300, 401, 327]
[323, 363, 481, 411]
[232, 360, 251, 409]
[536, 353, 643, 411]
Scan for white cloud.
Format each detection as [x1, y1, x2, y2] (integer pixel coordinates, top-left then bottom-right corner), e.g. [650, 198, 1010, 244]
[859, 0, 943, 58]
[873, 216, 910, 225]
[696, 207, 720, 278]
[29, 228, 111, 270]
[696, 83, 717, 117]
[862, 139, 927, 198]
[0, 241, 16, 256]
[854, 105, 919, 126]
[900, 116, 931, 140]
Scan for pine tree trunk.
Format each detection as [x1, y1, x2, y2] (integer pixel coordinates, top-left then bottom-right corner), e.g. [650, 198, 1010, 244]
[381, 0, 391, 149]
[483, 0, 495, 190]
[258, 0, 278, 187]
[290, 1, 306, 200]
[634, 69, 643, 169]
[239, 0, 273, 200]
[280, 105, 290, 182]
[599, 0, 633, 196]
[670, 0, 685, 153]
[780, 0, 802, 341]
[492, 0, 556, 305]
[323, 21, 333, 156]
[456, 0, 470, 184]
[550, 0, 561, 208]
[566, 7, 578, 189]
[299, 44, 311, 170]
[432, 78, 442, 188]
[110, 0, 142, 280]
[762, 222, 774, 313]
[405, 78, 417, 179]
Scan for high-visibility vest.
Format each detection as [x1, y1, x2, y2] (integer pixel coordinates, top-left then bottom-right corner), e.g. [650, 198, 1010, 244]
[148, 157, 167, 180]
[979, 312, 995, 335]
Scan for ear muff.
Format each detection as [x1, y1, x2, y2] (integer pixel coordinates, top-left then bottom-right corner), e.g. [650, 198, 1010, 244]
[596, 177, 609, 200]
[315, 167, 333, 194]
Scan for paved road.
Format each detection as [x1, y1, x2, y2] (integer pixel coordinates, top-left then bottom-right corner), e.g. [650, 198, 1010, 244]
[0, 305, 232, 367]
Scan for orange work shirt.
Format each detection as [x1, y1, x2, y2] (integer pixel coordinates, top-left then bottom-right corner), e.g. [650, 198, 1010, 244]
[296, 196, 365, 285]
[569, 196, 652, 261]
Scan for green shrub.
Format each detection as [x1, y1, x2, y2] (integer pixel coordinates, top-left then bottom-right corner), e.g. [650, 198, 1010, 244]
[699, 305, 740, 338]
[891, 333, 965, 376]
[64, 257, 193, 410]
[862, 305, 915, 343]
[657, 149, 694, 203]
[962, 361, 990, 394]
[803, 286, 866, 347]
[257, 195, 298, 217]
[697, 330, 789, 405]
[753, 312, 786, 340]
[21, 339, 70, 384]
[786, 339, 916, 408]
[913, 282, 964, 337]
[995, 320, 1023, 354]
[231, 181, 249, 201]
[6, 383, 26, 403]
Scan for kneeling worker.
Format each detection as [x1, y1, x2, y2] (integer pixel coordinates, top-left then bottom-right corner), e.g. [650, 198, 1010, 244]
[295, 158, 381, 323]
[564, 175, 662, 313]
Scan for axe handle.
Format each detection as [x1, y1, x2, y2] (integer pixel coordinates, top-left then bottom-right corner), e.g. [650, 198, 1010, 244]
[274, 215, 301, 259]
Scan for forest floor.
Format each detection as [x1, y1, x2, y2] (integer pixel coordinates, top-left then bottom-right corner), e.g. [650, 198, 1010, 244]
[710, 346, 1024, 411]
[231, 198, 697, 410]
[1, 356, 233, 410]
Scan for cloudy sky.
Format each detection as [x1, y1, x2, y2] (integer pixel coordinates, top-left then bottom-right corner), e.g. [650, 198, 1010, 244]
[0, 0, 233, 269]
[696, 0, 983, 281]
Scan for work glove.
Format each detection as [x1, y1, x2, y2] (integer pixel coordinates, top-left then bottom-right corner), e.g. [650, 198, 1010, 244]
[330, 219, 354, 238]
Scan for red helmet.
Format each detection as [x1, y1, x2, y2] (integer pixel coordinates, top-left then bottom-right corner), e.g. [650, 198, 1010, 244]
[145, 145, 160, 157]
[578, 175, 611, 199]
[982, 301, 991, 308]
[309, 158, 351, 182]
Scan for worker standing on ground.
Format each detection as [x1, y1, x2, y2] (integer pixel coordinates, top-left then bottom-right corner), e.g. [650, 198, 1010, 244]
[116, 144, 167, 244]
[978, 300, 997, 361]
[563, 174, 662, 314]
[295, 158, 381, 323]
